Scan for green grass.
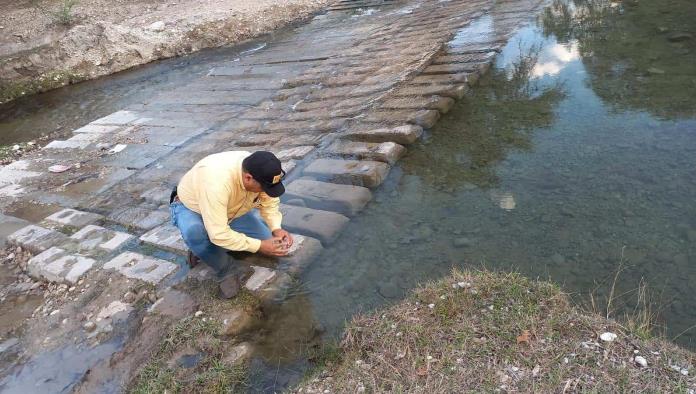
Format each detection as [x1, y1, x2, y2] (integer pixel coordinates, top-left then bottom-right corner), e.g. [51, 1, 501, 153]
[294, 269, 696, 393]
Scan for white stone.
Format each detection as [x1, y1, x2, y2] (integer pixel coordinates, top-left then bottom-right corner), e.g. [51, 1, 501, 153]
[43, 139, 91, 150]
[0, 168, 42, 187]
[97, 301, 131, 320]
[104, 251, 178, 284]
[7, 225, 69, 253]
[92, 110, 141, 125]
[148, 21, 166, 31]
[634, 356, 648, 368]
[326, 140, 406, 164]
[275, 146, 314, 161]
[600, 332, 617, 342]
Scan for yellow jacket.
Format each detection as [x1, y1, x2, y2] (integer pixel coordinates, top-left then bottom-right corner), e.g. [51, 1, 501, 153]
[176, 151, 282, 253]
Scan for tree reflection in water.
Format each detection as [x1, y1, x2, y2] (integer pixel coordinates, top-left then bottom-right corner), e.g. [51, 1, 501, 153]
[541, 0, 696, 120]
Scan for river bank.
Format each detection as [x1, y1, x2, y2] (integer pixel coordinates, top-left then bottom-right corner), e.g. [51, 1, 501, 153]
[0, 0, 329, 104]
[295, 269, 696, 392]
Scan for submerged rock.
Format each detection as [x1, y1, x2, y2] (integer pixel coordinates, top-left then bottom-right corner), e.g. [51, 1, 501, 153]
[220, 308, 256, 336]
[667, 32, 693, 42]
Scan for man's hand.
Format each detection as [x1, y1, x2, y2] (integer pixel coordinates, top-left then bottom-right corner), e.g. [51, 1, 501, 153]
[259, 237, 289, 257]
[272, 229, 294, 248]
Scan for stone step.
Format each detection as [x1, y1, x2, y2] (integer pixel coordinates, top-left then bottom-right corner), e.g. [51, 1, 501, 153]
[302, 159, 390, 189]
[284, 179, 372, 217]
[380, 96, 455, 113]
[361, 109, 440, 128]
[71, 225, 135, 253]
[139, 224, 187, 256]
[44, 208, 104, 228]
[394, 84, 469, 100]
[325, 140, 406, 164]
[241, 234, 323, 277]
[104, 252, 178, 285]
[341, 125, 423, 145]
[7, 225, 70, 254]
[279, 204, 349, 245]
[107, 207, 170, 231]
[27, 247, 96, 284]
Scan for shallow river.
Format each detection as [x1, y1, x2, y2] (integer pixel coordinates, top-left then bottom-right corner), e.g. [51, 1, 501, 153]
[251, 0, 696, 389]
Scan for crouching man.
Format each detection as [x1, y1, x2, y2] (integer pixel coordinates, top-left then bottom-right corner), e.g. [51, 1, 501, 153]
[170, 151, 293, 298]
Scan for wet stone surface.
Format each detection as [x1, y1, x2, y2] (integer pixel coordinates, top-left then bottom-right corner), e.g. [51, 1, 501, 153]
[103, 251, 178, 285]
[284, 179, 372, 217]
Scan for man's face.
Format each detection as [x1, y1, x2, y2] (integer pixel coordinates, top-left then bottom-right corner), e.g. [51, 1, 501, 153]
[242, 172, 264, 193]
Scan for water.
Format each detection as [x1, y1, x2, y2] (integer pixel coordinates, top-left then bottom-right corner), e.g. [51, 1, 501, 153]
[298, 0, 696, 356]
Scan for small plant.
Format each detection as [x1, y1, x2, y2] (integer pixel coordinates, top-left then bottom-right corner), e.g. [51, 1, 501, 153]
[32, 0, 79, 26]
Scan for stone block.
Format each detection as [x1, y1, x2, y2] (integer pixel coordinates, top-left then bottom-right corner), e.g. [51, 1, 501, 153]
[423, 62, 485, 75]
[244, 266, 277, 292]
[274, 146, 314, 161]
[27, 247, 96, 284]
[7, 225, 69, 254]
[282, 160, 297, 175]
[325, 140, 406, 164]
[140, 187, 172, 205]
[381, 96, 456, 113]
[72, 124, 121, 134]
[43, 139, 92, 150]
[108, 207, 169, 231]
[92, 110, 141, 125]
[139, 224, 187, 256]
[45, 208, 103, 228]
[276, 234, 323, 276]
[0, 168, 42, 187]
[395, 84, 469, 100]
[0, 214, 30, 247]
[411, 73, 471, 85]
[104, 252, 178, 285]
[279, 204, 349, 244]
[362, 110, 440, 128]
[99, 144, 175, 170]
[342, 125, 423, 145]
[71, 225, 135, 252]
[303, 159, 390, 189]
[234, 134, 282, 147]
[284, 179, 372, 216]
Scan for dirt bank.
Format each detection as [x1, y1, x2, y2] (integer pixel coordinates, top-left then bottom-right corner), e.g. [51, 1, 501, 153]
[0, 0, 329, 104]
[295, 270, 696, 393]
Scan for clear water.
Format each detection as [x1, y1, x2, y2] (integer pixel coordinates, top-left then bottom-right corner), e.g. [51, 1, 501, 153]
[298, 0, 696, 355]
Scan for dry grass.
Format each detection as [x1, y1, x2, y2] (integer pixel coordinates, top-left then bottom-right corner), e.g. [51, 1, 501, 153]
[295, 269, 695, 393]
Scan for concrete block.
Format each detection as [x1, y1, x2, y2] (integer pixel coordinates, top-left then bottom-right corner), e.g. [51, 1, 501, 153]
[0, 213, 30, 247]
[244, 266, 277, 292]
[326, 140, 406, 164]
[43, 139, 92, 150]
[363, 109, 440, 128]
[72, 124, 121, 134]
[342, 125, 423, 145]
[274, 146, 314, 161]
[104, 252, 178, 285]
[71, 225, 135, 252]
[108, 207, 169, 231]
[0, 168, 42, 187]
[284, 179, 371, 216]
[139, 224, 187, 255]
[45, 208, 103, 228]
[27, 247, 96, 284]
[92, 110, 141, 125]
[303, 159, 390, 188]
[395, 84, 469, 100]
[7, 225, 69, 254]
[381, 96, 455, 113]
[279, 204, 349, 244]
[282, 160, 297, 175]
[99, 144, 175, 170]
[277, 234, 323, 276]
[140, 187, 172, 205]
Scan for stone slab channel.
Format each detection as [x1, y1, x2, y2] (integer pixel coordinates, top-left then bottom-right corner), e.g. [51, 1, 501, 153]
[0, 0, 548, 390]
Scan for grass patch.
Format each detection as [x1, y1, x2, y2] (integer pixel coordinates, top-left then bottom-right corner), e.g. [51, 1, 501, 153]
[294, 269, 695, 393]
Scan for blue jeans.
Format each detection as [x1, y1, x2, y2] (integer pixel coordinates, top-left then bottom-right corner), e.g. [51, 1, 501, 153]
[170, 201, 272, 275]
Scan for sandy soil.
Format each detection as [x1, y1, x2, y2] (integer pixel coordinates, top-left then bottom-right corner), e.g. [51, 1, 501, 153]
[0, 0, 329, 104]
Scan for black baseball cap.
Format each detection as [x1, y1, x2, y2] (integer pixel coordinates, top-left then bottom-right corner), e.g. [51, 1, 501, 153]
[242, 151, 286, 197]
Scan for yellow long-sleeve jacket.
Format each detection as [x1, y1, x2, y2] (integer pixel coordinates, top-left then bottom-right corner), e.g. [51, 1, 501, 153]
[176, 151, 283, 253]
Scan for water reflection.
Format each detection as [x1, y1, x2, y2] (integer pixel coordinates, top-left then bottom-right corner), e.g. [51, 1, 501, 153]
[541, 0, 696, 119]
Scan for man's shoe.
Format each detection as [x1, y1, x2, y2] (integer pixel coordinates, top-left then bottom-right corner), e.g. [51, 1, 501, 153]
[219, 274, 241, 299]
[187, 251, 200, 268]
[218, 266, 255, 299]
